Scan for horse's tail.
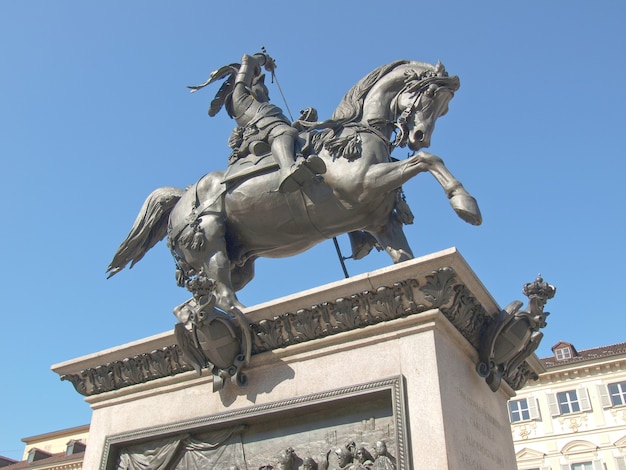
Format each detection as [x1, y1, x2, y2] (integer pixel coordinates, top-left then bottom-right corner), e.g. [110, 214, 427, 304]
[106, 186, 185, 278]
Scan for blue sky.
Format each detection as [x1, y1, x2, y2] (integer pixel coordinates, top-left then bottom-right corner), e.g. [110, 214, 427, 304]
[1, 1, 625, 461]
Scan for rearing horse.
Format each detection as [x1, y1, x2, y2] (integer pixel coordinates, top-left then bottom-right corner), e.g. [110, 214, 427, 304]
[107, 60, 481, 313]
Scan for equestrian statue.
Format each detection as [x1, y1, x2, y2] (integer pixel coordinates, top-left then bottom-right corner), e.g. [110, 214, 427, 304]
[107, 52, 482, 317]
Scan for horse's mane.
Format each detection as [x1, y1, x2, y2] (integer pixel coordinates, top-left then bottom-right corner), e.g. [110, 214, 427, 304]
[313, 60, 409, 130]
[305, 59, 451, 158]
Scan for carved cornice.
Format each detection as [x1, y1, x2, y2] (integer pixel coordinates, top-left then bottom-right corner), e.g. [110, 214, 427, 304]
[60, 345, 194, 396]
[250, 267, 489, 355]
[60, 267, 515, 396]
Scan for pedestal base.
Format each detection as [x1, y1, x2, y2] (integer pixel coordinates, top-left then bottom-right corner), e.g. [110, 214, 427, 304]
[53, 248, 526, 469]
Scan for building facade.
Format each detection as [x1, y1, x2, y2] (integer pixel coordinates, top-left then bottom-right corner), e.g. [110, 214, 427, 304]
[1, 425, 88, 470]
[511, 342, 626, 470]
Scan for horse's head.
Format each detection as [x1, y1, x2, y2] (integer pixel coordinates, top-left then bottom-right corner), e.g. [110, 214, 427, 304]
[393, 62, 460, 151]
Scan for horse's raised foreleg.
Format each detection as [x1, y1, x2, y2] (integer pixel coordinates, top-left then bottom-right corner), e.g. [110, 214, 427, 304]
[364, 152, 482, 226]
[411, 151, 482, 225]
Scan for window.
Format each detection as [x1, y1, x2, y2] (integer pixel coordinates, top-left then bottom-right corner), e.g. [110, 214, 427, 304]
[561, 460, 604, 470]
[508, 398, 539, 422]
[598, 381, 626, 408]
[570, 463, 593, 470]
[555, 346, 572, 360]
[570, 462, 593, 470]
[547, 388, 591, 416]
[558, 390, 581, 414]
[509, 399, 530, 422]
[608, 381, 626, 406]
[564, 462, 603, 470]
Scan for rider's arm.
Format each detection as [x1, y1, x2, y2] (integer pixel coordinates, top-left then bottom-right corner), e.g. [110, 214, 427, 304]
[230, 53, 275, 122]
[235, 54, 261, 87]
[230, 55, 260, 121]
[235, 52, 274, 87]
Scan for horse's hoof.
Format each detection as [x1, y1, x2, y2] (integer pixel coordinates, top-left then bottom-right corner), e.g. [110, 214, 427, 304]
[450, 194, 482, 225]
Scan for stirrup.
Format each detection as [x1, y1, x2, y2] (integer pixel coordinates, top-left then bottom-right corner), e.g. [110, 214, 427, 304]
[278, 164, 308, 193]
[303, 155, 326, 175]
[277, 156, 326, 193]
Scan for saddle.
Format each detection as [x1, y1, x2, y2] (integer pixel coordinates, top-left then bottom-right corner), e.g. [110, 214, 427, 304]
[222, 107, 323, 188]
[221, 131, 323, 188]
[222, 151, 278, 187]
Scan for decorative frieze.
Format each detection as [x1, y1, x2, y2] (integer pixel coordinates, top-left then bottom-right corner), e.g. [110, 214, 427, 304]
[59, 267, 541, 396]
[60, 345, 193, 396]
[250, 278, 419, 355]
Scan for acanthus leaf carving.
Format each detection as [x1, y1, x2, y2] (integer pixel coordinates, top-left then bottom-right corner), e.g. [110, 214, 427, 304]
[441, 284, 489, 348]
[291, 308, 322, 342]
[369, 286, 404, 322]
[420, 267, 457, 310]
[331, 297, 363, 331]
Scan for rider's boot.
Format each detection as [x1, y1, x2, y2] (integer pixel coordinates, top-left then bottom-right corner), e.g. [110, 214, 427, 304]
[273, 135, 326, 193]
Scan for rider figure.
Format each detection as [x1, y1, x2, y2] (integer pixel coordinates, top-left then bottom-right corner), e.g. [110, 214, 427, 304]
[225, 52, 325, 192]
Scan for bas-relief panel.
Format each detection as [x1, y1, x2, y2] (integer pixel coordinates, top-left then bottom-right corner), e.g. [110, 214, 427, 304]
[102, 376, 408, 470]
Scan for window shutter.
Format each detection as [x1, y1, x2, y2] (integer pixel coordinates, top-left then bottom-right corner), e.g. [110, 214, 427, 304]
[578, 388, 592, 412]
[598, 384, 612, 408]
[528, 396, 540, 420]
[615, 456, 626, 470]
[507, 402, 514, 422]
[547, 393, 560, 416]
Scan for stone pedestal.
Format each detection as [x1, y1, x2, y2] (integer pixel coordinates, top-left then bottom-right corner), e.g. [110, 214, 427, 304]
[53, 248, 536, 469]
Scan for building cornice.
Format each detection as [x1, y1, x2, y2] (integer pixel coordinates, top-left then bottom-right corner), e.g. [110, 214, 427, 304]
[533, 356, 626, 385]
[21, 425, 89, 444]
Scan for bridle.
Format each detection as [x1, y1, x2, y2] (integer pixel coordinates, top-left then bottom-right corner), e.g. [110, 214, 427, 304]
[392, 90, 422, 148]
[391, 72, 457, 148]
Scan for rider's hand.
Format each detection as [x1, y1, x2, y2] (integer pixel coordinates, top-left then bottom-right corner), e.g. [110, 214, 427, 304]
[251, 52, 276, 72]
[263, 56, 276, 72]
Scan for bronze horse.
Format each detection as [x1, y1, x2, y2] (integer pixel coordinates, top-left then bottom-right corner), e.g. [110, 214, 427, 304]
[107, 60, 481, 313]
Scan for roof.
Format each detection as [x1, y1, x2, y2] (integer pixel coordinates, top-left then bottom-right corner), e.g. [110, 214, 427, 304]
[0, 457, 18, 467]
[1, 452, 84, 470]
[541, 341, 626, 368]
[20, 425, 89, 444]
[551, 340, 576, 352]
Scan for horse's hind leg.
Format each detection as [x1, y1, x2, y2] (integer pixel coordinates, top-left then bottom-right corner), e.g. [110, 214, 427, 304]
[368, 214, 414, 263]
[203, 248, 245, 312]
[175, 214, 244, 312]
